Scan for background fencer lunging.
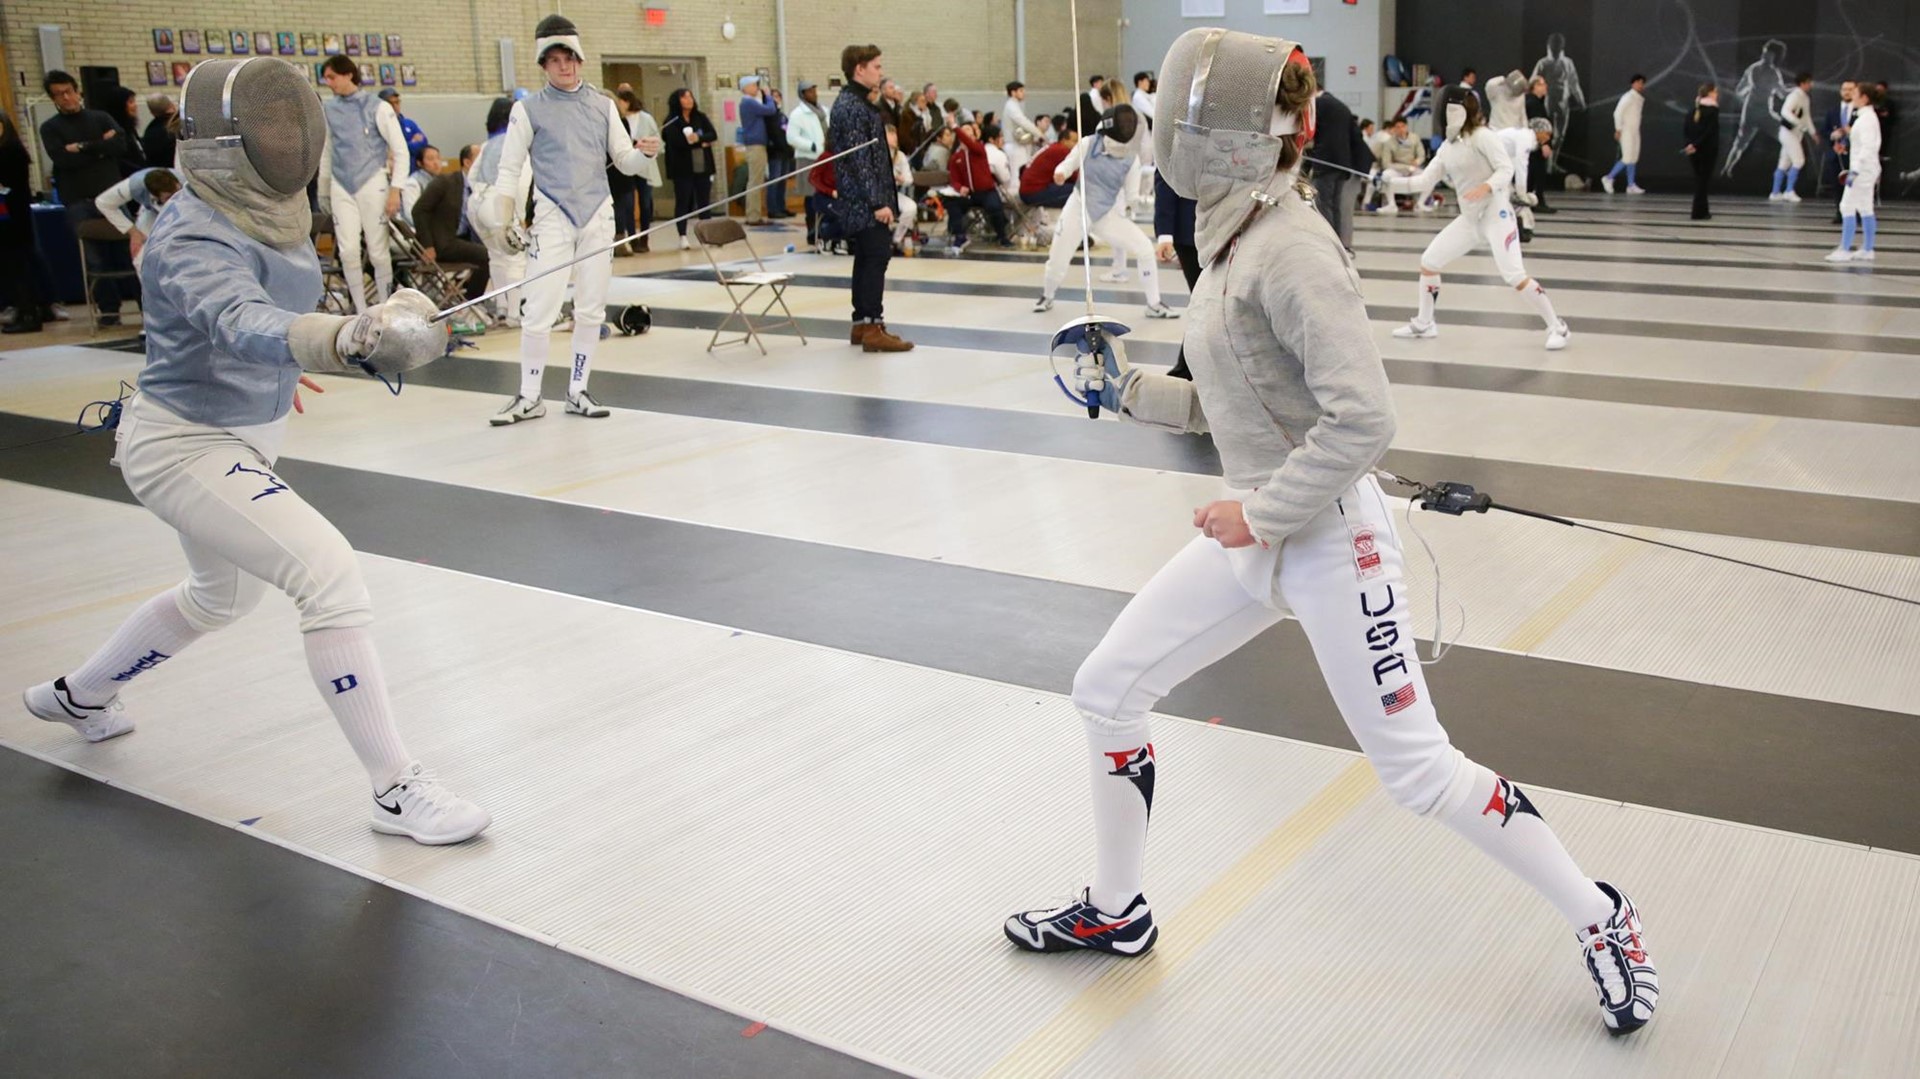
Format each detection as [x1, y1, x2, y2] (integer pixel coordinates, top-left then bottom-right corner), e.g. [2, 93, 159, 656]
[318, 55, 409, 314]
[488, 14, 660, 427]
[21, 56, 489, 846]
[1031, 104, 1177, 322]
[1383, 85, 1571, 350]
[1003, 29, 1657, 1038]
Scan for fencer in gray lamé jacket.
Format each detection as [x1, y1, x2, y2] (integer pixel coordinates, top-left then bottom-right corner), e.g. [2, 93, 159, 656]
[1118, 180, 1396, 548]
[136, 190, 325, 428]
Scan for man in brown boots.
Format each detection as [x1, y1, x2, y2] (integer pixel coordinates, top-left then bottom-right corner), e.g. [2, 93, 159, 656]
[830, 43, 914, 353]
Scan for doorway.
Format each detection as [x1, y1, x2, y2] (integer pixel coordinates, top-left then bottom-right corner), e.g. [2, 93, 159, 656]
[603, 57, 703, 224]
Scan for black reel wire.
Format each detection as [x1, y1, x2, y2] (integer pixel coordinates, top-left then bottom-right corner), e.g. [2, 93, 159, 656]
[1373, 468, 1920, 609]
[0, 380, 133, 453]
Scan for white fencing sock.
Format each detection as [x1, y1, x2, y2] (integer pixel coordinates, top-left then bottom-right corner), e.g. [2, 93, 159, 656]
[519, 331, 549, 400]
[1520, 280, 1562, 329]
[64, 587, 206, 706]
[1434, 760, 1614, 928]
[1083, 710, 1156, 915]
[303, 626, 414, 791]
[567, 325, 599, 397]
[1417, 273, 1440, 324]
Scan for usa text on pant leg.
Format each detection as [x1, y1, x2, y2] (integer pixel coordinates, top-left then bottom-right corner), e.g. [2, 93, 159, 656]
[1070, 534, 1287, 913]
[1276, 478, 1613, 928]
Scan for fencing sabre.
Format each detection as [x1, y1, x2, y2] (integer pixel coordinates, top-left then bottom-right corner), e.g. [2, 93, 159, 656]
[431, 137, 880, 323]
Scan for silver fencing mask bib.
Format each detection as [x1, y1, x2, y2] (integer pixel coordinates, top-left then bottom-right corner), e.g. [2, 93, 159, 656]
[177, 57, 326, 246]
[1154, 28, 1313, 265]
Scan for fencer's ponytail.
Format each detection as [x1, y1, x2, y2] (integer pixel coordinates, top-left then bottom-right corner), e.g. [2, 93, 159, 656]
[1275, 60, 1315, 172]
[1457, 91, 1485, 136]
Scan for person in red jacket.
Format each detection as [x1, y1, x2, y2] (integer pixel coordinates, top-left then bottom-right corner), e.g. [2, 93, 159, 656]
[946, 120, 1010, 251]
[1020, 129, 1078, 208]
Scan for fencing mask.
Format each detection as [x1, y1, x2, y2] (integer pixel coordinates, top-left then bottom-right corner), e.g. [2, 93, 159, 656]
[177, 57, 325, 247]
[1155, 28, 1314, 264]
[1098, 104, 1139, 146]
[1442, 83, 1474, 139]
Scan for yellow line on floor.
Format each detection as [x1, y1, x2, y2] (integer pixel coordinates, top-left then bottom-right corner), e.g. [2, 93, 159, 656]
[1696, 415, 1780, 482]
[978, 758, 1377, 1079]
[1499, 537, 1641, 653]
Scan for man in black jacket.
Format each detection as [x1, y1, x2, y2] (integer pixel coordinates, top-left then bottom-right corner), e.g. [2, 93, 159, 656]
[413, 145, 490, 300]
[142, 94, 177, 168]
[1820, 81, 1857, 224]
[832, 45, 912, 352]
[1306, 88, 1372, 250]
[1525, 77, 1554, 212]
[38, 70, 133, 323]
[1152, 171, 1197, 379]
[1079, 76, 1107, 134]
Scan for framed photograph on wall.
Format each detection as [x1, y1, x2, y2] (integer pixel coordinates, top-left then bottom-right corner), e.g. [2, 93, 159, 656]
[313, 62, 328, 85]
[256, 31, 274, 55]
[231, 30, 249, 54]
[322, 33, 343, 56]
[153, 29, 174, 53]
[147, 60, 169, 86]
[300, 33, 319, 56]
[385, 35, 403, 57]
[181, 30, 202, 54]
[171, 61, 193, 84]
[358, 62, 376, 84]
[278, 31, 296, 55]
[379, 64, 396, 87]
[205, 30, 225, 54]
[345, 34, 361, 56]
[400, 64, 417, 87]
[366, 33, 382, 56]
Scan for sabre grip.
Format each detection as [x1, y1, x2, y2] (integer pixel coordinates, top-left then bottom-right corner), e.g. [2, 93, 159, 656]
[1419, 481, 1492, 516]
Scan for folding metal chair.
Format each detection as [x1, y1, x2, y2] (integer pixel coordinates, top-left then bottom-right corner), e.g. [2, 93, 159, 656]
[387, 218, 482, 330]
[311, 211, 358, 315]
[691, 217, 804, 354]
[74, 219, 142, 333]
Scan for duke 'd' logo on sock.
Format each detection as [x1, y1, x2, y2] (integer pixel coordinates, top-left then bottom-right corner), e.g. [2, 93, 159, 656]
[1103, 744, 1156, 812]
[1482, 775, 1541, 828]
[110, 649, 172, 682]
[331, 674, 359, 694]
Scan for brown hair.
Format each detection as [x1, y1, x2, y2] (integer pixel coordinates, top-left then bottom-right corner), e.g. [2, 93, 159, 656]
[1697, 81, 1716, 99]
[144, 170, 181, 198]
[1276, 59, 1315, 172]
[841, 44, 881, 84]
[323, 55, 359, 83]
[1454, 89, 1485, 137]
[1855, 82, 1883, 106]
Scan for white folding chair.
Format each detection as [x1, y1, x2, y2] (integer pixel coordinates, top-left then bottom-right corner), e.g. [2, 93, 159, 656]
[692, 217, 805, 354]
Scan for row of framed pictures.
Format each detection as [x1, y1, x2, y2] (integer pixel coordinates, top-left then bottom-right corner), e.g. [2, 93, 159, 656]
[152, 30, 404, 58]
[144, 59, 419, 88]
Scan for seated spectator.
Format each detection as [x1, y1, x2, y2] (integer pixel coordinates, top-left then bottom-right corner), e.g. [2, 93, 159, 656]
[924, 126, 956, 173]
[1370, 117, 1427, 213]
[1020, 128, 1078, 208]
[400, 144, 442, 224]
[946, 121, 1011, 251]
[412, 143, 490, 299]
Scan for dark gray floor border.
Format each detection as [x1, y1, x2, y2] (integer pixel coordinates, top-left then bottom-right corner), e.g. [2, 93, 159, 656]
[0, 747, 901, 1079]
[641, 263, 1920, 311]
[4, 413, 1913, 856]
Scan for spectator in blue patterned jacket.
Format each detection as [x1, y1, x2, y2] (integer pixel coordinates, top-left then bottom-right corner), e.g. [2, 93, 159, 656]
[831, 44, 913, 352]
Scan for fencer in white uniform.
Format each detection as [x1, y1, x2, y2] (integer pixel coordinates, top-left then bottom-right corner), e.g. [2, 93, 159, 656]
[1002, 82, 1045, 175]
[1002, 29, 1657, 1039]
[1770, 74, 1814, 201]
[1031, 105, 1176, 321]
[1499, 118, 1554, 240]
[93, 166, 179, 272]
[488, 14, 660, 426]
[1485, 69, 1529, 130]
[317, 55, 409, 313]
[22, 57, 489, 846]
[1602, 76, 1646, 193]
[1385, 85, 1572, 350]
[465, 97, 526, 328]
[1828, 86, 1882, 262]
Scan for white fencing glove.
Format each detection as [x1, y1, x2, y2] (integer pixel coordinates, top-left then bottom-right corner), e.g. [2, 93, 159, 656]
[336, 288, 450, 376]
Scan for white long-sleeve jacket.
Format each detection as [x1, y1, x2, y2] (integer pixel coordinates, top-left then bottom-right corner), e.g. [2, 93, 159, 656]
[1612, 89, 1643, 137]
[1386, 126, 1514, 218]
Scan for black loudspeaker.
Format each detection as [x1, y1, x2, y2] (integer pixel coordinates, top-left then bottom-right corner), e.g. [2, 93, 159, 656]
[79, 66, 122, 111]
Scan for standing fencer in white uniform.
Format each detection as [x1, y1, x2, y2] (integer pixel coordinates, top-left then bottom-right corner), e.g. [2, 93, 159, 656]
[1499, 118, 1555, 242]
[93, 166, 180, 272]
[465, 97, 525, 328]
[1827, 82, 1882, 263]
[1770, 72, 1814, 202]
[1601, 75, 1647, 194]
[488, 14, 660, 426]
[21, 57, 489, 845]
[1030, 105, 1177, 321]
[318, 55, 409, 313]
[1384, 85, 1572, 350]
[1003, 29, 1657, 1038]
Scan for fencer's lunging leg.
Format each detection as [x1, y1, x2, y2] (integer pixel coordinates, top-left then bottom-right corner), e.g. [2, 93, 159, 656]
[1070, 537, 1286, 914]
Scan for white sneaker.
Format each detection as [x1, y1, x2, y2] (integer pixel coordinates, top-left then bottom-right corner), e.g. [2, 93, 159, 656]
[1853, 249, 1875, 262]
[1144, 302, 1179, 319]
[371, 762, 491, 845]
[1768, 191, 1785, 201]
[22, 678, 135, 742]
[1374, 201, 1399, 215]
[1031, 296, 1054, 313]
[1781, 190, 1801, 202]
[49, 304, 73, 321]
[1004, 888, 1158, 957]
[1546, 321, 1572, 350]
[679, 234, 692, 250]
[1626, 184, 1647, 195]
[1823, 247, 1855, 263]
[1415, 199, 1438, 213]
[1601, 176, 1615, 194]
[1100, 269, 1131, 282]
[566, 391, 610, 418]
[1578, 882, 1658, 1036]
[1391, 320, 1438, 339]
[490, 394, 546, 426]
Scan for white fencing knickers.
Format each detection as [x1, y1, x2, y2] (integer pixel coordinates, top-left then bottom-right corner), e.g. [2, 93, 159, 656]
[518, 194, 616, 401]
[1618, 129, 1641, 165]
[329, 176, 394, 314]
[1043, 191, 1161, 306]
[1840, 173, 1878, 217]
[1776, 130, 1806, 170]
[1421, 204, 1526, 282]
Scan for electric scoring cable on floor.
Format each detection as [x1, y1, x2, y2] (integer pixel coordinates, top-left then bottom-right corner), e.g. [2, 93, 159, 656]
[0, 381, 132, 454]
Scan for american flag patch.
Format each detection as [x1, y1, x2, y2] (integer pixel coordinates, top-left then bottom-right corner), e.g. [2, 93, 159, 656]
[1381, 684, 1417, 715]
